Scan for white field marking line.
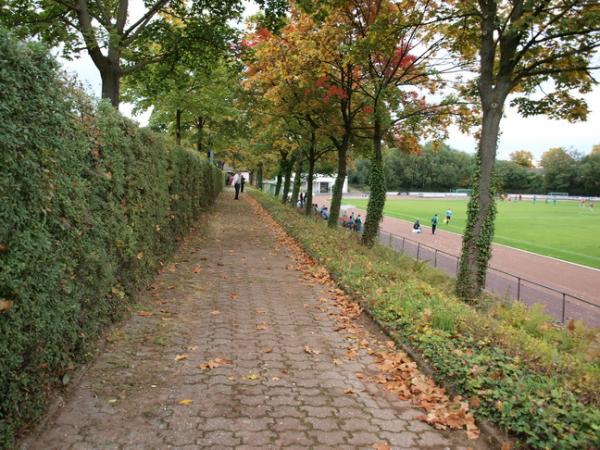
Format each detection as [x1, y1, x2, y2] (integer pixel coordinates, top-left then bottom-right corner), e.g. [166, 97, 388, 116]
[347, 207, 600, 274]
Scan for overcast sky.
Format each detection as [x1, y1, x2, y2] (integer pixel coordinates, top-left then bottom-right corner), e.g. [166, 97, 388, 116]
[56, 1, 599, 163]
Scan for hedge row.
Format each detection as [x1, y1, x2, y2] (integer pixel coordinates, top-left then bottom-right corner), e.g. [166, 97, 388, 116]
[250, 190, 600, 450]
[0, 29, 223, 447]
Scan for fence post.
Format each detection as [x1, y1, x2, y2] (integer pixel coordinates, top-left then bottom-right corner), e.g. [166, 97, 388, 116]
[561, 293, 566, 324]
[517, 277, 521, 300]
[434, 249, 437, 267]
[417, 243, 420, 261]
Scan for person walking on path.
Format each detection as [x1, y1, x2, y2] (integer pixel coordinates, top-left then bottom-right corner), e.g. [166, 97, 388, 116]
[445, 208, 453, 224]
[231, 172, 241, 200]
[240, 174, 246, 192]
[431, 213, 439, 235]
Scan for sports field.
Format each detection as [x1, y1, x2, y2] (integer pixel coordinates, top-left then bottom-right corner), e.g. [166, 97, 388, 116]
[342, 198, 600, 269]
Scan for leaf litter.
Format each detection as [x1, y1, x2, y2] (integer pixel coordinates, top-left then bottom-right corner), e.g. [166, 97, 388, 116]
[247, 196, 481, 440]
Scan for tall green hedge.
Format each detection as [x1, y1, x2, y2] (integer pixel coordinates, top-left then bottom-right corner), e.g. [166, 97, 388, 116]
[0, 29, 223, 447]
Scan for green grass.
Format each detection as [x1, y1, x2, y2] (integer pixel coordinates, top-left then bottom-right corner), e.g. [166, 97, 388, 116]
[342, 198, 600, 268]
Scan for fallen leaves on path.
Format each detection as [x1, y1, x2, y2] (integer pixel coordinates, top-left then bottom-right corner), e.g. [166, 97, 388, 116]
[373, 350, 478, 437]
[175, 354, 188, 362]
[198, 358, 232, 370]
[193, 266, 203, 274]
[303, 345, 320, 355]
[247, 195, 481, 440]
[247, 373, 259, 380]
[256, 322, 269, 330]
[372, 443, 391, 450]
[210, 310, 221, 315]
[137, 311, 153, 317]
[178, 399, 193, 405]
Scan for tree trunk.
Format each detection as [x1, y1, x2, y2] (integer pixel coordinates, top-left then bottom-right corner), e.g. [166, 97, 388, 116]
[100, 64, 120, 108]
[281, 157, 294, 204]
[362, 109, 386, 247]
[257, 163, 263, 190]
[456, 96, 504, 301]
[305, 142, 316, 216]
[196, 117, 204, 153]
[290, 156, 303, 207]
[275, 171, 283, 197]
[328, 134, 349, 227]
[175, 109, 182, 145]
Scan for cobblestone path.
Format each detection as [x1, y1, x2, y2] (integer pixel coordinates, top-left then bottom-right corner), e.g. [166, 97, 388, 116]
[23, 193, 488, 450]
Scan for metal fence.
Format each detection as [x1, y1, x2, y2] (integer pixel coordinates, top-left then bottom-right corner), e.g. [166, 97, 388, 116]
[377, 229, 600, 328]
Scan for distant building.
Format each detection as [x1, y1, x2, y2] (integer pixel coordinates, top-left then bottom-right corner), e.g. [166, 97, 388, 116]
[262, 173, 348, 196]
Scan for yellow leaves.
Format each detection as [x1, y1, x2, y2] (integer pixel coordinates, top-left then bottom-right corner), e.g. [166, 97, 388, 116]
[247, 373, 259, 380]
[304, 345, 321, 355]
[229, 292, 238, 300]
[210, 310, 221, 315]
[111, 287, 125, 299]
[178, 399, 193, 406]
[137, 311, 153, 317]
[175, 354, 188, 362]
[193, 266, 203, 274]
[256, 322, 269, 330]
[0, 299, 14, 312]
[198, 358, 232, 370]
[345, 347, 358, 360]
[263, 347, 273, 353]
[136, 251, 144, 260]
[344, 387, 354, 395]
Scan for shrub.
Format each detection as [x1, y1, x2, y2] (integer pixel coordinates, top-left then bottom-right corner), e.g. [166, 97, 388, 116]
[0, 29, 223, 448]
[250, 189, 600, 449]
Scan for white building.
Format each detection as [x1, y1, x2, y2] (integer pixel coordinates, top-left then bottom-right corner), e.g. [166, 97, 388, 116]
[262, 173, 348, 196]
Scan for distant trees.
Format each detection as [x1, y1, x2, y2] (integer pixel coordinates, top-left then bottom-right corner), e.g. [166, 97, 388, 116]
[350, 143, 599, 196]
[540, 147, 578, 193]
[382, 144, 473, 192]
[510, 150, 534, 168]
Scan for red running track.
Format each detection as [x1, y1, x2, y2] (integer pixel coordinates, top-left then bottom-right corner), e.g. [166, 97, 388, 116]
[314, 196, 600, 328]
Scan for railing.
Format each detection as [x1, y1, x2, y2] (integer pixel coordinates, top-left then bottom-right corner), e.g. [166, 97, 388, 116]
[377, 229, 600, 328]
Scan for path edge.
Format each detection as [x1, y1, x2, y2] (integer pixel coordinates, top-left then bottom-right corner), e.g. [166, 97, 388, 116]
[252, 192, 513, 450]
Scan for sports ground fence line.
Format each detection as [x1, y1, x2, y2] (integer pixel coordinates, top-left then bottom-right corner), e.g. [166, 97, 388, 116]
[376, 229, 600, 328]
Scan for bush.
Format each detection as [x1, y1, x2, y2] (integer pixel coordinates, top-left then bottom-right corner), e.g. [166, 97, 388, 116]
[0, 29, 223, 448]
[250, 189, 600, 450]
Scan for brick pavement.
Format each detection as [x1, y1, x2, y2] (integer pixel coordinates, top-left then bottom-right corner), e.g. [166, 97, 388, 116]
[22, 193, 488, 450]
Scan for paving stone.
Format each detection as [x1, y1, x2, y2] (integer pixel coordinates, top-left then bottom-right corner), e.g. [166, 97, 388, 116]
[21, 195, 488, 450]
[418, 430, 451, 447]
[379, 430, 418, 447]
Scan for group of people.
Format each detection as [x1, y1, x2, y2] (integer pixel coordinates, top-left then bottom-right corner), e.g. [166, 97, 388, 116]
[340, 211, 363, 232]
[412, 208, 453, 235]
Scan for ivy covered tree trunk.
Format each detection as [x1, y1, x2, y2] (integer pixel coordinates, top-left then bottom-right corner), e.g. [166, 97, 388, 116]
[281, 157, 294, 204]
[456, 94, 504, 301]
[328, 134, 349, 227]
[362, 110, 386, 247]
[290, 156, 303, 207]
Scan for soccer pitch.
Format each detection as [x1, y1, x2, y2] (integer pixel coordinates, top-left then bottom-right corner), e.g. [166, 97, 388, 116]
[342, 198, 600, 269]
